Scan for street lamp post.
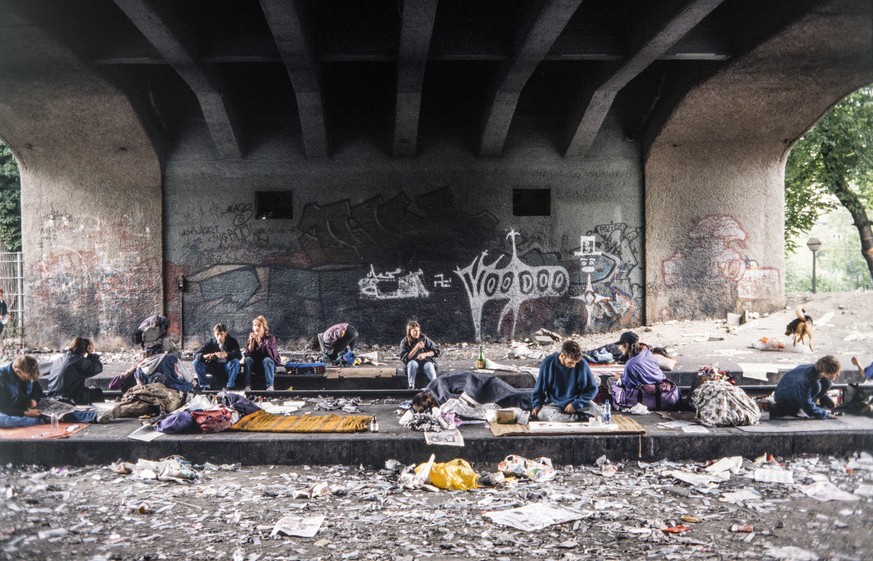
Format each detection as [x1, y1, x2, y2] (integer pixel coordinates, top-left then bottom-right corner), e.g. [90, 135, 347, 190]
[807, 237, 822, 293]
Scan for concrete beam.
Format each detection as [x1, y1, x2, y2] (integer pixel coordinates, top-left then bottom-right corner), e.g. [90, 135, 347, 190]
[259, 0, 328, 159]
[564, 0, 725, 157]
[479, 0, 583, 157]
[112, 0, 244, 159]
[392, 0, 438, 157]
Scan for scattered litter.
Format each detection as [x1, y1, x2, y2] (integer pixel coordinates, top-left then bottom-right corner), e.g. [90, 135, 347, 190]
[720, 489, 762, 503]
[763, 545, 819, 561]
[754, 468, 794, 484]
[483, 502, 583, 531]
[498, 455, 556, 482]
[681, 425, 710, 434]
[127, 424, 164, 442]
[424, 428, 465, 447]
[798, 481, 861, 502]
[270, 515, 325, 538]
[705, 456, 744, 475]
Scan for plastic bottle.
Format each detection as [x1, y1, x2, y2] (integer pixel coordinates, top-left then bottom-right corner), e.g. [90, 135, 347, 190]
[602, 400, 612, 425]
[475, 345, 486, 369]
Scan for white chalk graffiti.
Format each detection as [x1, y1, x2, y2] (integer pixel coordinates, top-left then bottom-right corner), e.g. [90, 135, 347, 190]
[359, 265, 430, 300]
[433, 273, 452, 288]
[455, 230, 569, 341]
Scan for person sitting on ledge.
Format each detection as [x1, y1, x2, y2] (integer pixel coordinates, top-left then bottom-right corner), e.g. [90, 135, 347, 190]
[193, 323, 242, 391]
[531, 339, 601, 422]
[770, 355, 840, 419]
[244, 315, 280, 392]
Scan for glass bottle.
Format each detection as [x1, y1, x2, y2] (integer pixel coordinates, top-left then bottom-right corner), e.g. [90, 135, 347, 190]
[475, 345, 486, 369]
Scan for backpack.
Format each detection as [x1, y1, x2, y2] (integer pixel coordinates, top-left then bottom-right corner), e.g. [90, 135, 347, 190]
[842, 383, 873, 416]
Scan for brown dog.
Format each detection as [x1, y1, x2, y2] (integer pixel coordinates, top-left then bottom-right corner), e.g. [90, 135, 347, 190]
[785, 306, 814, 351]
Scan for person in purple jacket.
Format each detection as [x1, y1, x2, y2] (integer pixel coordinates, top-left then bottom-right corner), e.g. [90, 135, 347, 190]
[613, 331, 665, 389]
[243, 315, 280, 391]
[531, 340, 601, 422]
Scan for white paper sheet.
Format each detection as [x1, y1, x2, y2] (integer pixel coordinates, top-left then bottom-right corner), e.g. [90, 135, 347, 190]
[270, 515, 325, 537]
[483, 502, 584, 532]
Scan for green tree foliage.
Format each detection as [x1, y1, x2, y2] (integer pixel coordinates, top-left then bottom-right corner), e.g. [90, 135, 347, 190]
[0, 143, 21, 252]
[785, 86, 873, 284]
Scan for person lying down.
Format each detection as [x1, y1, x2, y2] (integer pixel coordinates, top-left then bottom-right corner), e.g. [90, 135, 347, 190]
[411, 371, 532, 413]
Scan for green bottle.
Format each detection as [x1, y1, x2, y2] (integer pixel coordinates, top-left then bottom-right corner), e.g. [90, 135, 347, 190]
[476, 345, 486, 369]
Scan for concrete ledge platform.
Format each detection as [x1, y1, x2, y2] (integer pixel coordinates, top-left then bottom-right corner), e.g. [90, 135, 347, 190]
[3, 403, 872, 467]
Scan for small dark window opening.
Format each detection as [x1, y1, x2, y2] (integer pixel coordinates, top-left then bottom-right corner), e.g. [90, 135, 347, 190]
[513, 189, 551, 216]
[256, 191, 293, 219]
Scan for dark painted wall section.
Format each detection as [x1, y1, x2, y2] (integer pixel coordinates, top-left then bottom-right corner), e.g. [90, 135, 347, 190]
[166, 120, 644, 347]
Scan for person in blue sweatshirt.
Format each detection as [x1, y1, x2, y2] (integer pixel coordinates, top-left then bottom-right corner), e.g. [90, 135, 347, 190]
[770, 355, 840, 419]
[531, 340, 601, 422]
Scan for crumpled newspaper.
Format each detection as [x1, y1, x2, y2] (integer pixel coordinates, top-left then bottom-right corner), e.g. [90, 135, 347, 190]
[112, 455, 199, 483]
[313, 397, 363, 413]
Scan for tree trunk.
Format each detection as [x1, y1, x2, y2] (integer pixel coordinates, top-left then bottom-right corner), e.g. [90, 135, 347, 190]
[830, 176, 873, 287]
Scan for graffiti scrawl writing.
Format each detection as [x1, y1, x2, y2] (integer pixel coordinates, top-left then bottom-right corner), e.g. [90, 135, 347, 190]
[359, 265, 430, 300]
[455, 230, 569, 341]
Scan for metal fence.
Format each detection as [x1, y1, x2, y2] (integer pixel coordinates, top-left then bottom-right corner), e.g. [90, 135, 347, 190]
[0, 252, 23, 345]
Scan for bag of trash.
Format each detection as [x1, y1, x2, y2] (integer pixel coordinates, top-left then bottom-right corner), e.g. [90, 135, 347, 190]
[155, 410, 197, 434]
[498, 455, 556, 481]
[691, 379, 761, 426]
[191, 407, 238, 433]
[427, 459, 479, 490]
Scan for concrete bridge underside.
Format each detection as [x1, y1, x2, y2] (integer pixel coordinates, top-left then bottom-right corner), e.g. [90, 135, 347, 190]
[0, 0, 869, 347]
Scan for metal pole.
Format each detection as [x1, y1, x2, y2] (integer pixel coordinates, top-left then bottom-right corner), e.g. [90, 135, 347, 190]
[16, 252, 23, 348]
[812, 251, 817, 294]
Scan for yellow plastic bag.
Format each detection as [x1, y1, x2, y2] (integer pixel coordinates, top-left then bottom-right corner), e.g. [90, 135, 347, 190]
[423, 458, 479, 490]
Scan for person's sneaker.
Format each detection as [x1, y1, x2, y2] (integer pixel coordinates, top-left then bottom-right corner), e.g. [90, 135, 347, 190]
[266, 385, 274, 391]
[97, 408, 117, 424]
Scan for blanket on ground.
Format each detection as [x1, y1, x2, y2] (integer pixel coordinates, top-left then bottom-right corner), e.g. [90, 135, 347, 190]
[425, 371, 531, 410]
[231, 410, 372, 433]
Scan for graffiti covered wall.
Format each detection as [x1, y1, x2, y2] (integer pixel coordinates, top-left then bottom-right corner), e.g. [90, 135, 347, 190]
[165, 126, 645, 345]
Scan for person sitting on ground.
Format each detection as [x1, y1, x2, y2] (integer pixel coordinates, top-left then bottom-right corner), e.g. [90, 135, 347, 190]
[244, 315, 280, 391]
[0, 355, 107, 427]
[193, 323, 242, 391]
[411, 371, 531, 413]
[851, 356, 873, 382]
[44, 337, 104, 405]
[531, 339, 601, 422]
[315, 322, 359, 365]
[612, 331, 665, 389]
[400, 320, 440, 390]
[770, 355, 841, 419]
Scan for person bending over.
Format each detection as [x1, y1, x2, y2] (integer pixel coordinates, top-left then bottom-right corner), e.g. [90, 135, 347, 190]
[317, 323, 359, 365]
[400, 320, 440, 390]
[531, 340, 600, 422]
[193, 323, 242, 390]
[770, 355, 841, 419]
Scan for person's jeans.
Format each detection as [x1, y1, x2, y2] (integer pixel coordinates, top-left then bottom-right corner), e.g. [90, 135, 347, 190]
[193, 357, 241, 389]
[536, 402, 602, 422]
[0, 412, 41, 428]
[406, 361, 436, 389]
[64, 410, 98, 423]
[326, 326, 359, 361]
[244, 356, 275, 388]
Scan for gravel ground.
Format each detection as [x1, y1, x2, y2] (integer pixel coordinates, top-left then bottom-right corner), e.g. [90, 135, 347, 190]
[2, 453, 873, 561]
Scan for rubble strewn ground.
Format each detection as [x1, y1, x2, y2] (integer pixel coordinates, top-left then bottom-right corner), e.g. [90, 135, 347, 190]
[2, 453, 873, 561]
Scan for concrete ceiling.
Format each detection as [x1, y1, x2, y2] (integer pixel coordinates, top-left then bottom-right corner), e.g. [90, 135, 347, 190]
[3, 0, 826, 159]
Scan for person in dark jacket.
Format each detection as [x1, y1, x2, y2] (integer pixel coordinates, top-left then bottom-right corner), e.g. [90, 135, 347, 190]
[244, 315, 280, 391]
[193, 323, 242, 390]
[531, 340, 601, 422]
[0, 355, 103, 427]
[770, 355, 841, 419]
[45, 337, 104, 404]
[400, 320, 440, 390]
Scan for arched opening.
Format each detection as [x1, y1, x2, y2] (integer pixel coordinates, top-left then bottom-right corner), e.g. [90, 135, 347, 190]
[0, 140, 23, 346]
[784, 85, 873, 294]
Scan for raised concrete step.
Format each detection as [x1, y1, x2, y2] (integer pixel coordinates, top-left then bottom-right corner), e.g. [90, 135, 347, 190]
[3, 403, 872, 467]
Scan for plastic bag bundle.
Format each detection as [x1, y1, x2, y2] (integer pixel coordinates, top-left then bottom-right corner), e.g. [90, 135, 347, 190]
[425, 459, 479, 490]
[497, 455, 556, 482]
